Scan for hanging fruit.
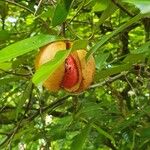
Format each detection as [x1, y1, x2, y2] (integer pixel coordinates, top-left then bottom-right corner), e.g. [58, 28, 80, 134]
[35, 40, 95, 93]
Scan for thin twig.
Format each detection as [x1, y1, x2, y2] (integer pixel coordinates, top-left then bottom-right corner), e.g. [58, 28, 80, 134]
[0, 69, 31, 77]
[0, 132, 9, 136]
[67, 0, 86, 25]
[28, 95, 70, 121]
[0, 118, 22, 147]
[6, 0, 51, 31]
[111, 0, 134, 17]
[89, 71, 128, 89]
[59, 22, 66, 37]
[124, 75, 137, 98]
[67, 25, 82, 39]
[5, 0, 34, 14]
[34, 0, 43, 16]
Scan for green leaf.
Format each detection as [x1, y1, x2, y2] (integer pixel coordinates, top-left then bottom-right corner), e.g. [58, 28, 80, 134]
[13, 122, 35, 144]
[131, 41, 150, 54]
[0, 77, 22, 84]
[0, 30, 10, 41]
[97, 64, 131, 79]
[92, 0, 110, 12]
[92, 123, 115, 145]
[123, 0, 150, 13]
[86, 13, 149, 59]
[123, 53, 145, 64]
[70, 124, 91, 150]
[76, 102, 102, 119]
[95, 52, 110, 70]
[71, 40, 88, 51]
[16, 81, 33, 119]
[48, 125, 67, 141]
[32, 50, 70, 85]
[98, 1, 118, 26]
[0, 62, 11, 71]
[52, 0, 73, 27]
[0, 34, 61, 63]
[96, 54, 146, 79]
[40, 7, 54, 18]
[140, 127, 150, 138]
[113, 106, 150, 132]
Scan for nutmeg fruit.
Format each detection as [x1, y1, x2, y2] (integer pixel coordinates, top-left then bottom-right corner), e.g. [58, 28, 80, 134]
[35, 40, 95, 93]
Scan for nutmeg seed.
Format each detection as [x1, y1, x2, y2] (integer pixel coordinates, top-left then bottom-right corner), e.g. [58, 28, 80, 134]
[61, 55, 79, 88]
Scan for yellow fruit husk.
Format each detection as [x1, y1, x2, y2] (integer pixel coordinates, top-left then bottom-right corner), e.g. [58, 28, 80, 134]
[35, 41, 95, 93]
[35, 41, 66, 92]
[75, 50, 95, 92]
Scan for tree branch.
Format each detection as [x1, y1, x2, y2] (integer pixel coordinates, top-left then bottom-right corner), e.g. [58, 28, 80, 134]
[89, 72, 128, 89]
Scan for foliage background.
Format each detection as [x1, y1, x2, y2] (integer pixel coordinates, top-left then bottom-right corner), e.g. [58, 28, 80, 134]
[0, 0, 150, 149]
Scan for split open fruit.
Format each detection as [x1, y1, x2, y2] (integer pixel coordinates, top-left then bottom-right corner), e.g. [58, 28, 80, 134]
[35, 40, 95, 93]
